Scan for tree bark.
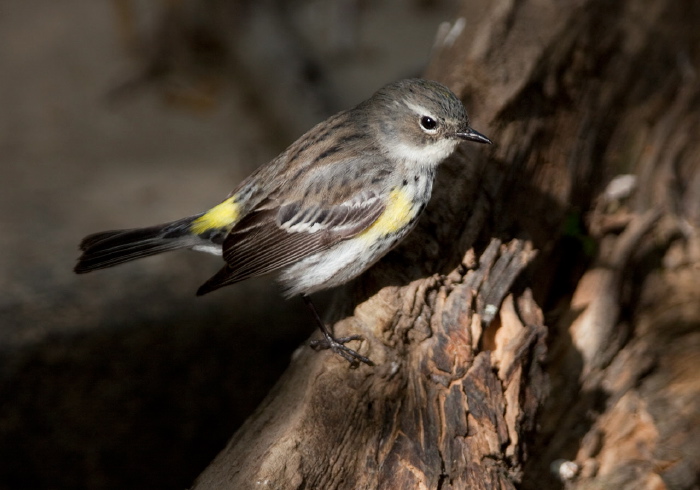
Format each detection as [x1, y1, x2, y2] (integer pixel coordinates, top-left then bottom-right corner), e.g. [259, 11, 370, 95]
[192, 0, 700, 488]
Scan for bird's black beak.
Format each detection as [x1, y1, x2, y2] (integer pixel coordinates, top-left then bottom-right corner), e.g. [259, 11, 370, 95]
[455, 127, 492, 145]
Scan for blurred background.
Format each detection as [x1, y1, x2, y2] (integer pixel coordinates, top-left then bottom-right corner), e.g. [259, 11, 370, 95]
[0, 0, 463, 488]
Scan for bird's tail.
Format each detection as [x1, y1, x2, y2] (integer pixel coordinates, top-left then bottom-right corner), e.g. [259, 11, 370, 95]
[74, 216, 201, 273]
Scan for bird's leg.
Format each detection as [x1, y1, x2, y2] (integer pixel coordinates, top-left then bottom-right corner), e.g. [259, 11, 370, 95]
[301, 294, 374, 367]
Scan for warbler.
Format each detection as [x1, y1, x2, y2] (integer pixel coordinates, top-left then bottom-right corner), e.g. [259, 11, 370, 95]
[75, 78, 491, 366]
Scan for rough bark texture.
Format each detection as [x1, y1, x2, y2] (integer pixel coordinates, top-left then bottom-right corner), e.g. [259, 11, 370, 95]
[193, 0, 700, 488]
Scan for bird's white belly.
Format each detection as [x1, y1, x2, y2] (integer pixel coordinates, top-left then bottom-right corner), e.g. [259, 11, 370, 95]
[278, 237, 383, 297]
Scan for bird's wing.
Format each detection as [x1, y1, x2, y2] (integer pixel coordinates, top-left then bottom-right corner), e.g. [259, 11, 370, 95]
[196, 189, 385, 295]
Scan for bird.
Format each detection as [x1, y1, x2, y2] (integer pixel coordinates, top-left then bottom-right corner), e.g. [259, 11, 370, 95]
[75, 78, 492, 366]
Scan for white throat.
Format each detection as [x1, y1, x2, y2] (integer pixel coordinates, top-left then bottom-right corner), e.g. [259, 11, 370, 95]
[383, 137, 458, 167]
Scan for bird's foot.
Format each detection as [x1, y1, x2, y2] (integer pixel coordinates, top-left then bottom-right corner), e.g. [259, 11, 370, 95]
[310, 334, 374, 368]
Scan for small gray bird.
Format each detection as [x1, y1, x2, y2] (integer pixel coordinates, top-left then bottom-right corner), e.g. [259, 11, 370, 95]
[75, 78, 492, 366]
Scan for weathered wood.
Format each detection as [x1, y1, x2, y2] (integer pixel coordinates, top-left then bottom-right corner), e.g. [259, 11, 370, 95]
[193, 0, 700, 488]
[192, 239, 543, 489]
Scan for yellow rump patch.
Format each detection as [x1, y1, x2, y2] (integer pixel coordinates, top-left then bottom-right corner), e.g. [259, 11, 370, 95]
[359, 188, 415, 240]
[191, 197, 240, 234]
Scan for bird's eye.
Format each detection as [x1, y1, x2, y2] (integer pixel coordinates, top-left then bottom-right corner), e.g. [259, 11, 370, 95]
[420, 116, 438, 132]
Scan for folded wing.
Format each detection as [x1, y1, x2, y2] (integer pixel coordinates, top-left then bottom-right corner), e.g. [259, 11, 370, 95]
[196, 190, 384, 295]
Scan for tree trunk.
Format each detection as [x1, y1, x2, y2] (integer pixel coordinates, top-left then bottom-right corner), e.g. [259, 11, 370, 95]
[192, 0, 700, 488]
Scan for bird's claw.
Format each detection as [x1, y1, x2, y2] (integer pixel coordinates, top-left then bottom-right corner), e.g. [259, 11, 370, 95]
[310, 335, 374, 368]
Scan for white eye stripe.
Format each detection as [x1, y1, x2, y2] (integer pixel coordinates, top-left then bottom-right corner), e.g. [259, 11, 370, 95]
[406, 101, 440, 133]
[405, 101, 430, 116]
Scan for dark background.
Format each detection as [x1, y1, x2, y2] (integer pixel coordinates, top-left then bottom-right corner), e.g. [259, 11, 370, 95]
[0, 1, 463, 488]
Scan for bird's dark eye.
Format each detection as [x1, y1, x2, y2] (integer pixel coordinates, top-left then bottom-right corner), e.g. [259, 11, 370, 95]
[420, 116, 438, 132]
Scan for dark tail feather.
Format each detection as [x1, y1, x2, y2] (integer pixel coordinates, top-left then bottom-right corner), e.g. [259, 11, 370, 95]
[74, 216, 198, 273]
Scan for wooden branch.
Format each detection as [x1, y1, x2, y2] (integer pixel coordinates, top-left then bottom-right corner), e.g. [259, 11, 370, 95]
[192, 240, 542, 489]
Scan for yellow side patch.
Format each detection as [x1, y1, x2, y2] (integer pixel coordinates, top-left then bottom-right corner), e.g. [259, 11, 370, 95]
[191, 197, 240, 234]
[359, 188, 415, 240]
